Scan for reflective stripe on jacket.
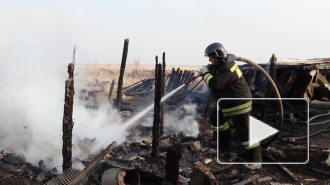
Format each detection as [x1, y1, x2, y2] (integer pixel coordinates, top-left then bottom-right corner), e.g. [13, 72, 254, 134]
[206, 54, 252, 117]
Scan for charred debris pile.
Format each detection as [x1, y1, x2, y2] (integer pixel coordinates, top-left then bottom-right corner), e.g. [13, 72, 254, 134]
[1, 39, 330, 185]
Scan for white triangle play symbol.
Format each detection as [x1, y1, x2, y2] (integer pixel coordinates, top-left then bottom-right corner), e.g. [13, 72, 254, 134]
[249, 116, 278, 146]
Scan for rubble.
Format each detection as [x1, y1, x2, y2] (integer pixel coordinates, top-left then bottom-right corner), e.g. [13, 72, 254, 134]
[1, 59, 330, 184]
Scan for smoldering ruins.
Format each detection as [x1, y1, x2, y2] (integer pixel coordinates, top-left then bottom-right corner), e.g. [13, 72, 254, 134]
[0, 40, 330, 185]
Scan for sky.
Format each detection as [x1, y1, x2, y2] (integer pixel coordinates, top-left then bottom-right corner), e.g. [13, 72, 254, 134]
[0, 0, 330, 67]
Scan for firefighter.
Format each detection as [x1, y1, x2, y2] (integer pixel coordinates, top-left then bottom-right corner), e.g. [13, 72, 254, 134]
[198, 42, 262, 169]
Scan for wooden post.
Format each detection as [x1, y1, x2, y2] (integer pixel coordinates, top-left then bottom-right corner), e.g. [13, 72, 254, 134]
[174, 70, 183, 89]
[152, 58, 162, 158]
[165, 144, 182, 185]
[190, 161, 218, 185]
[62, 62, 75, 171]
[183, 71, 193, 93]
[172, 68, 181, 90]
[160, 52, 166, 136]
[179, 70, 188, 85]
[166, 68, 176, 91]
[115, 38, 129, 110]
[108, 79, 115, 101]
[262, 59, 277, 121]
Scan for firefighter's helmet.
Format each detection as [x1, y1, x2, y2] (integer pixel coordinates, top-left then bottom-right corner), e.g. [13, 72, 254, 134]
[204, 43, 228, 61]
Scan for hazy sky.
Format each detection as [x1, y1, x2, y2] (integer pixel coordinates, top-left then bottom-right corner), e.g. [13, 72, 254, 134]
[1, 0, 330, 66]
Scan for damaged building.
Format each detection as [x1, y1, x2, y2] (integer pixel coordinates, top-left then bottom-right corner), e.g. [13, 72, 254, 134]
[0, 58, 330, 185]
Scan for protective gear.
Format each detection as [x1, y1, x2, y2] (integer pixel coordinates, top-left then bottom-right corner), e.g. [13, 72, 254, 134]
[193, 71, 201, 78]
[244, 145, 262, 169]
[206, 58, 251, 117]
[245, 145, 262, 162]
[204, 43, 228, 62]
[212, 129, 232, 150]
[203, 73, 213, 86]
[200, 65, 210, 75]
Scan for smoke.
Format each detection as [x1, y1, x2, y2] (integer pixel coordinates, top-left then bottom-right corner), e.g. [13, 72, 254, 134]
[0, 60, 125, 172]
[129, 102, 200, 143]
[0, 55, 200, 173]
[164, 103, 200, 137]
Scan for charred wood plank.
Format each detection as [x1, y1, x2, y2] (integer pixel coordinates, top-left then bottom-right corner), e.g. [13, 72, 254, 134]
[179, 70, 188, 85]
[307, 165, 330, 176]
[165, 144, 183, 185]
[265, 154, 299, 182]
[108, 79, 115, 101]
[190, 161, 218, 185]
[174, 70, 183, 88]
[172, 68, 181, 90]
[152, 60, 162, 158]
[288, 70, 314, 98]
[183, 71, 194, 93]
[62, 62, 75, 171]
[123, 79, 146, 91]
[210, 164, 234, 174]
[115, 38, 129, 110]
[66, 141, 117, 185]
[166, 68, 176, 91]
[160, 52, 166, 136]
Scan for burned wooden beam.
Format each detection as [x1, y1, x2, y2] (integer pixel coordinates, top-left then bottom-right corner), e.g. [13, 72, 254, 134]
[288, 70, 314, 98]
[165, 144, 182, 185]
[81, 141, 117, 177]
[179, 70, 188, 85]
[160, 52, 166, 136]
[48, 142, 117, 185]
[174, 70, 183, 89]
[190, 161, 217, 185]
[123, 79, 155, 97]
[108, 79, 115, 101]
[171, 68, 181, 90]
[166, 68, 176, 92]
[262, 60, 278, 122]
[115, 38, 129, 110]
[265, 154, 299, 182]
[183, 71, 194, 93]
[152, 59, 162, 158]
[62, 62, 75, 171]
[122, 79, 146, 91]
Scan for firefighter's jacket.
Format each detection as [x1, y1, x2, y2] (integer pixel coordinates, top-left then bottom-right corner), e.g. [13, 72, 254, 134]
[204, 54, 252, 117]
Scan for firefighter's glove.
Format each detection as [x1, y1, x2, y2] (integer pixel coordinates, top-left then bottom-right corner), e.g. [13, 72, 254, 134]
[200, 65, 210, 76]
[193, 71, 202, 78]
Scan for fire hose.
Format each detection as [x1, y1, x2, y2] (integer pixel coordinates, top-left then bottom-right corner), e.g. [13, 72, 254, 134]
[235, 56, 283, 146]
[185, 57, 283, 147]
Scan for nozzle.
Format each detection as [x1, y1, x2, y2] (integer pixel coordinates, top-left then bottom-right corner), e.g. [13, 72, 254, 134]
[185, 76, 199, 85]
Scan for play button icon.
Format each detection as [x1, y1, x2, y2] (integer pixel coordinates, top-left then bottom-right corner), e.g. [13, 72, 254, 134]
[249, 116, 278, 146]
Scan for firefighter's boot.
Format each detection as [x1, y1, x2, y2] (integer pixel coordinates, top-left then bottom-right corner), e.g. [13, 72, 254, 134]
[244, 145, 262, 169]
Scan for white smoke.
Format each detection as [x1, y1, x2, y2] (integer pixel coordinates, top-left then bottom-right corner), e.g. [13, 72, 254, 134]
[0, 56, 201, 173]
[131, 102, 200, 142]
[164, 103, 200, 137]
[0, 60, 126, 172]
